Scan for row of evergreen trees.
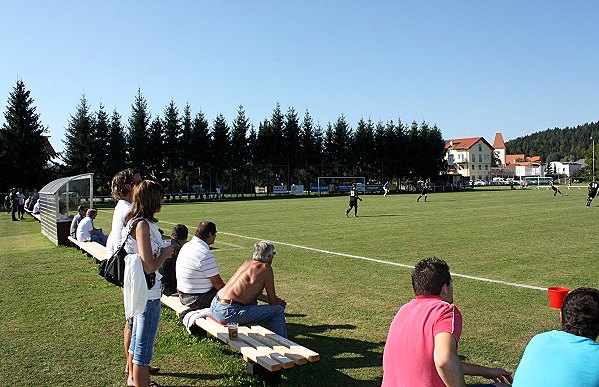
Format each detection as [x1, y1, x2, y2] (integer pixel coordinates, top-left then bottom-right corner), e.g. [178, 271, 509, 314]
[60, 89, 447, 194]
[1, 80, 447, 194]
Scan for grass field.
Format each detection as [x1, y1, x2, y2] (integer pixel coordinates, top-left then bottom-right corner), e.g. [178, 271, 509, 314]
[1, 185, 596, 386]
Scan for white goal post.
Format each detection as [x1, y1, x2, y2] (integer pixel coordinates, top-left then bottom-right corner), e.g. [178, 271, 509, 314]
[316, 176, 366, 196]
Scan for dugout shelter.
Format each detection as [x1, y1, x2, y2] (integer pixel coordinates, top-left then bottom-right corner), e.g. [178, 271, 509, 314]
[38, 173, 94, 246]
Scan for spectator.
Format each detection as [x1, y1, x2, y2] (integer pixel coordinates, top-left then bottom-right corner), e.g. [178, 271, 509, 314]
[70, 205, 88, 238]
[58, 202, 69, 220]
[76, 208, 108, 245]
[210, 241, 288, 338]
[17, 188, 25, 220]
[10, 188, 19, 221]
[512, 287, 599, 386]
[104, 168, 155, 379]
[176, 221, 225, 308]
[382, 258, 512, 386]
[32, 199, 40, 214]
[160, 224, 189, 296]
[122, 180, 173, 387]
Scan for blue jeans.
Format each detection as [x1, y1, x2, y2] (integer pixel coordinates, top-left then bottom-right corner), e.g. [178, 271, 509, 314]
[91, 230, 107, 246]
[210, 298, 288, 338]
[129, 298, 161, 366]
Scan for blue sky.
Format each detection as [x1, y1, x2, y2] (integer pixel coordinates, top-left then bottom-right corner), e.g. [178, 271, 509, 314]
[2, 1, 598, 153]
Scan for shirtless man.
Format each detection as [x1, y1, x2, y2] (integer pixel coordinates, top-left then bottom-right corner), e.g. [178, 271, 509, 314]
[209, 241, 288, 338]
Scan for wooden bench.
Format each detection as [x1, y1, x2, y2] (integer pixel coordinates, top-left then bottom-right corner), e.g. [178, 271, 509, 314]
[24, 207, 41, 222]
[68, 236, 107, 261]
[160, 295, 319, 386]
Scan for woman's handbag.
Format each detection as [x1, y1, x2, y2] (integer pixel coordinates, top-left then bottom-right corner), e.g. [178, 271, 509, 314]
[98, 218, 155, 289]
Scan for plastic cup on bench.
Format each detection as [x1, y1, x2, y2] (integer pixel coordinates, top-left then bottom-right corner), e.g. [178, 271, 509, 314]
[228, 323, 238, 339]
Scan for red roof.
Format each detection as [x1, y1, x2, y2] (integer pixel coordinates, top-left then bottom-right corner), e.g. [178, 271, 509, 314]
[505, 154, 525, 165]
[445, 137, 494, 151]
[505, 154, 542, 165]
[493, 132, 506, 149]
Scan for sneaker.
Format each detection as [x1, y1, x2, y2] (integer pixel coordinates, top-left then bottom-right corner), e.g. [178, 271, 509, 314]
[345, 212, 348, 217]
[354, 214, 358, 217]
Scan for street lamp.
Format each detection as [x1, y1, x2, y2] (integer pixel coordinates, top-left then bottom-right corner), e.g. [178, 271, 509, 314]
[592, 136, 595, 181]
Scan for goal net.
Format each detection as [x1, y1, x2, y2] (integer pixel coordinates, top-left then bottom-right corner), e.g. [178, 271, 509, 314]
[316, 176, 366, 196]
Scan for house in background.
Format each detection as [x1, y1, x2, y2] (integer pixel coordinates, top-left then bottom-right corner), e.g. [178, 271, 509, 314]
[549, 161, 582, 177]
[490, 132, 545, 178]
[445, 137, 494, 182]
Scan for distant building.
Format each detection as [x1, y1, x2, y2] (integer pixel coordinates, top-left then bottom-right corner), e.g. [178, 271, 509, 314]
[490, 132, 545, 178]
[445, 137, 494, 182]
[549, 161, 582, 177]
[493, 132, 506, 166]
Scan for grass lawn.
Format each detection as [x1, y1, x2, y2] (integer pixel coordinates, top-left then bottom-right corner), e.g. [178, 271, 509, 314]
[1, 184, 595, 386]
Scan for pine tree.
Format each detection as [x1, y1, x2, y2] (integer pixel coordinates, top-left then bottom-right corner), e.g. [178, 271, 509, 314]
[146, 116, 164, 182]
[62, 95, 95, 174]
[189, 111, 210, 186]
[104, 110, 128, 181]
[283, 106, 301, 186]
[231, 106, 250, 195]
[92, 104, 110, 192]
[127, 89, 150, 173]
[163, 100, 181, 191]
[210, 113, 231, 187]
[0, 79, 51, 191]
[179, 104, 194, 191]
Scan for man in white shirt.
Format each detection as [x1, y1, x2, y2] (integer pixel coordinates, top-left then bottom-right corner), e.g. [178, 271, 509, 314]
[70, 205, 88, 238]
[76, 208, 107, 245]
[176, 221, 225, 310]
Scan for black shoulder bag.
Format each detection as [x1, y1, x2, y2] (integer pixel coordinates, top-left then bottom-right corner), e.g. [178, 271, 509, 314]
[98, 218, 156, 289]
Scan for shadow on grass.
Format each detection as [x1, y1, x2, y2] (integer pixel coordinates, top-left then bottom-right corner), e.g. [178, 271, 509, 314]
[354, 214, 404, 218]
[286, 322, 384, 386]
[157, 371, 225, 385]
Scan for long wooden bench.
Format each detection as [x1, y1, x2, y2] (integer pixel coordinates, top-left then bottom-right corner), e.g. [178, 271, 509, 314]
[68, 236, 107, 261]
[160, 295, 319, 385]
[24, 207, 41, 222]
[67, 236, 319, 384]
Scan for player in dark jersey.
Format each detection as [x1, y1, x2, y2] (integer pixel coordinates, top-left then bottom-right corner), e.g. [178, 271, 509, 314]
[550, 181, 563, 196]
[587, 180, 598, 206]
[416, 186, 429, 202]
[345, 183, 362, 217]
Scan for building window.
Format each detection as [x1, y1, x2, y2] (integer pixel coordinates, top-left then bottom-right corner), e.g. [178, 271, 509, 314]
[479, 155, 482, 162]
[485, 165, 488, 170]
[479, 165, 482, 170]
[478, 144, 482, 151]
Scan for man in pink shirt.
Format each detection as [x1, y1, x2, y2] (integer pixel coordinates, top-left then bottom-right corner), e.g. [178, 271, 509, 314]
[382, 258, 513, 387]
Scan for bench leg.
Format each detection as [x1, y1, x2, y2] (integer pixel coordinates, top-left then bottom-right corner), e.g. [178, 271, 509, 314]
[246, 362, 281, 387]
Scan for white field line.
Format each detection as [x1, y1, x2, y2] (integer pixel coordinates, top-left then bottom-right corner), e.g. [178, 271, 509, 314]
[160, 222, 548, 291]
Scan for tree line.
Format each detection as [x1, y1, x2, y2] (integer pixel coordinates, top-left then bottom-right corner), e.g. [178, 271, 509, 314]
[506, 121, 599, 169]
[2, 80, 448, 194]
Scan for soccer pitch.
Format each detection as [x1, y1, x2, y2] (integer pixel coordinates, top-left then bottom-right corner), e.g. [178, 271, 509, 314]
[2, 185, 595, 386]
[123, 186, 596, 384]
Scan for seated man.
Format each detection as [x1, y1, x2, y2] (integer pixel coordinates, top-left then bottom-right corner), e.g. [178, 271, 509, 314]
[32, 199, 40, 214]
[382, 258, 512, 386]
[513, 287, 599, 386]
[70, 205, 88, 238]
[160, 224, 189, 296]
[176, 221, 225, 309]
[210, 241, 288, 338]
[76, 208, 107, 245]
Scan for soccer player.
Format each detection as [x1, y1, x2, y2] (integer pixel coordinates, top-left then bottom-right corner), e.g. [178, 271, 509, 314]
[417, 185, 429, 202]
[383, 180, 390, 197]
[550, 181, 563, 196]
[345, 183, 362, 217]
[587, 180, 598, 206]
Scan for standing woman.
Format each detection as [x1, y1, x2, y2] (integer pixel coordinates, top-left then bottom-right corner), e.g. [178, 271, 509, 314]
[123, 180, 173, 387]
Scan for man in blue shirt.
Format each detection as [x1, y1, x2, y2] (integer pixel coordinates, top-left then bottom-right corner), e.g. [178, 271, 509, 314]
[513, 287, 599, 386]
[70, 205, 88, 238]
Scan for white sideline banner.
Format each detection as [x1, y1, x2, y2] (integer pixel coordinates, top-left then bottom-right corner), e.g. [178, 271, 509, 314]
[290, 185, 304, 195]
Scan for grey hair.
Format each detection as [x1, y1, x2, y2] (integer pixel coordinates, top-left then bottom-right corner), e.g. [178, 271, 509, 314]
[252, 241, 275, 263]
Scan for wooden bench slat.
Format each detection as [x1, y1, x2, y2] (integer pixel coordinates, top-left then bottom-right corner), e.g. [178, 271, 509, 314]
[249, 325, 320, 362]
[239, 327, 308, 365]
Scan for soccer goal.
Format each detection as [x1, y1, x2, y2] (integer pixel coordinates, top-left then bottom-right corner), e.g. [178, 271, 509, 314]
[316, 176, 366, 196]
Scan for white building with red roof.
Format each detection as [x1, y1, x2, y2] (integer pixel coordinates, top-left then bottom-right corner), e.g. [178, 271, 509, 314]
[445, 137, 494, 181]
